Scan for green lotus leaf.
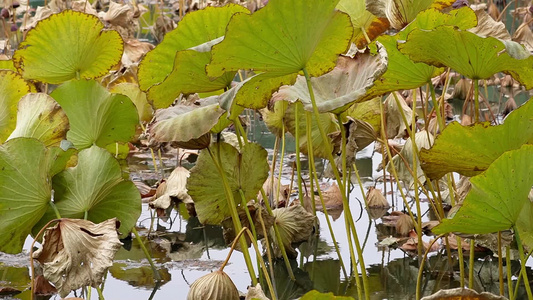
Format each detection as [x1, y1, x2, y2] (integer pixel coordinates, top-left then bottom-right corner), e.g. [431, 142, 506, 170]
[399, 26, 533, 88]
[337, 0, 390, 49]
[341, 97, 381, 132]
[148, 96, 225, 144]
[110, 83, 153, 123]
[0, 59, 16, 71]
[137, 4, 248, 91]
[0, 138, 57, 253]
[187, 142, 269, 225]
[0, 70, 33, 143]
[433, 145, 533, 236]
[420, 99, 533, 179]
[284, 102, 339, 159]
[51, 80, 139, 150]
[363, 7, 477, 101]
[268, 205, 316, 258]
[33, 145, 141, 237]
[262, 100, 289, 138]
[7, 93, 69, 147]
[366, 0, 455, 30]
[13, 10, 123, 84]
[301, 290, 355, 300]
[272, 54, 387, 114]
[516, 198, 533, 250]
[206, 0, 353, 110]
[146, 38, 235, 109]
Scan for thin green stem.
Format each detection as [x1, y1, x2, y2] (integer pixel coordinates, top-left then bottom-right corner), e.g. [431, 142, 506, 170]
[507, 245, 514, 300]
[131, 227, 161, 282]
[49, 201, 61, 219]
[305, 111, 318, 215]
[294, 103, 304, 203]
[474, 79, 480, 123]
[499, 232, 504, 296]
[276, 123, 286, 207]
[469, 239, 475, 288]
[96, 286, 105, 300]
[514, 226, 533, 299]
[457, 236, 465, 287]
[416, 235, 445, 299]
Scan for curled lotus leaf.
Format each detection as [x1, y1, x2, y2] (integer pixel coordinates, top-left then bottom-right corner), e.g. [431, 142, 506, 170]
[0, 70, 33, 143]
[138, 4, 248, 91]
[468, 9, 511, 40]
[33, 218, 122, 298]
[433, 145, 533, 249]
[420, 99, 533, 179]
[272, 53, 387, 114]
[261, 100, 289, 138]
[33, 145, 141, 238]
[365, 0, 455, 30]
[14, 10, 123, 84]
[420, 287, 507, 300]
[148, 95, 225, 146]
[383, 92, 414, 139]
[110, 83, 153, 123]
[337, 0, 389, 49]
[51, 80, 139, 150]
[149, 166, 192, 212]
[341, 97, 381, 132]
[268, 205, 316, 258]
[8, 93, 69, 147]
[400, 26, 533, 88]
[206, 0, 353, 111]
[187, 142, 269, 225]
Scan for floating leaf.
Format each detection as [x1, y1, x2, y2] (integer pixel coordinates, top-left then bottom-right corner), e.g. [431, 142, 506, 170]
[366, 0, 455, 30]
[33, 146, 141, 237]
[420, 99, 533, 179]
[400, 26, 533, 88]
[207, 0, 353, 110]
[0, 70, 33, 143]
[138, 4, 248, 91]
[33, 218, 122, 298]
[14, 10, 123, 84]
[110, 83, 153, 123]
[187, 142, 269, 225]
[433, 145, 533, 235]
[337, 0, 389, 49]
[269, 205, 316, 258]
[0, 138, 60, 253]
[272, 54, 387, 114]
[51, 80, 139, 149]
[8, 93, 69, 147]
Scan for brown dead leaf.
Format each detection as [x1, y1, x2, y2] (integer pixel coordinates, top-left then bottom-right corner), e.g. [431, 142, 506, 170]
[149, 166, 193, 217]
[33, 218, 122, 298]
[468, 9, 511, 40]
[420, 287, 507, 300]
[366, 187, 389, 208]
[384, 92, 414, 139]
[513, 21, 533, 52]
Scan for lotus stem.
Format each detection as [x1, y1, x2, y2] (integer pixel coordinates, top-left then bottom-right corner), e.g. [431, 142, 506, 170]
[238, 189, 258, 243]
[416, 234, 445, 300]
[457, 235, 466, 287]
[49, 201, 61, 219]
[30, 219, 60, 300]
[498, 232, 504, 296]
[96, 286, 105, 300]
[305, 111, 318, 215]
[276, 122, 286, 208]
[469, 239, 475, 288]
[131, 227, 161, 282]
[474, 79, 480, 123]
[361, 27, 371, 44]
[302, 67, 369, 300]
[294, 103, 304, 205]
[428, 82, 445, 131]
[257, 206, 278, 297]
[207, 147, 258, 285]
[513, 225, 533, 299]
[507, 245, 514, 300]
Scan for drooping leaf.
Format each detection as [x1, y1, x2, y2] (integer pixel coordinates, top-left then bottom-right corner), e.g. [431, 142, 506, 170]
[8, 93, 69, 147]
[0, 138, 58, 253]
[149, 166, 192, 212]
[0, 70, 33, 143]
[399, 26, 533, 88]
[272, 54, 387, 114]
[366, 0, 455, 30]
[138, 4, 248, 91]
[420, 99, 533, 179]
[206, 0, 353, 110]
[148, 96, 225, 145]
[33, 146, 141, 237]
[261, 100, 289, 138]
[110, 83, 153, 123]
[420, 287, 507, 300]
[268, 205, 316, 258]
[14, 10, 123, 84]
[336, 0, 390, 49]
[187, 142, 269, 225]
[341, 97, 382, 132]
[146, 38, 235, 109]
[51, 80, 139, 149]
[433, 145, 533, 235]
[33, 218, 122, 298]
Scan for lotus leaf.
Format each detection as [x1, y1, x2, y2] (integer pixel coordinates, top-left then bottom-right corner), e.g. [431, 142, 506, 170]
[0, 70, 33, 143]
[420, 287, 507, 300]
[341, 97, 381, 132]
[383, 92, 414, 139]
[433, 145, 533, 238]
[8, 93, 69, 147]
[110, 83, 153, 123]
[0, 138, 59, 253]
[420, 99, 533, 179]
[272, 54, 387, 114]
[366, 0, 455, 30]
[51, 80, 139, 149]
[468, 9, 511, 40]
[137, 4, 248, 91]
[187, 142, 269, 225]
[33, 218, 122, 298]
[300, 290, 354, 299]
[146, 38, 235, 109]
[148, 96, 225, 145]
[400, 26, 533, 88]
[262, 100, 289, 138]
[149, 166, 192, 212]
[336, 0, 389, 49]
[0, 59, 15, 71]
[206, 0, 353, 110]
[33, 145, 141, 237]
[268, 205, 316, 258]
[14, 10, 123, 84]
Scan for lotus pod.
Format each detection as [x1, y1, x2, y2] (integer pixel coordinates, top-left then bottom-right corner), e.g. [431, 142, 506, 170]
[366, 187, 389, 208]
[187, 270, 239, 300]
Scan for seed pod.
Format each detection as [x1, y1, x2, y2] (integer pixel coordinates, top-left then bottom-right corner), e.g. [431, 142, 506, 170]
[1, 8, 9, 19]
[187, 270, 239, 300]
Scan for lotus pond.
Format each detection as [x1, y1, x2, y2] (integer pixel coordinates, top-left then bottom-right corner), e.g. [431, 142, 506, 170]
[1, 0, 533, 299]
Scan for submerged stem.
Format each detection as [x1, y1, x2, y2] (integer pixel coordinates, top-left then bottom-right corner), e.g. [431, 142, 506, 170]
[131, 227, 161, 282]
